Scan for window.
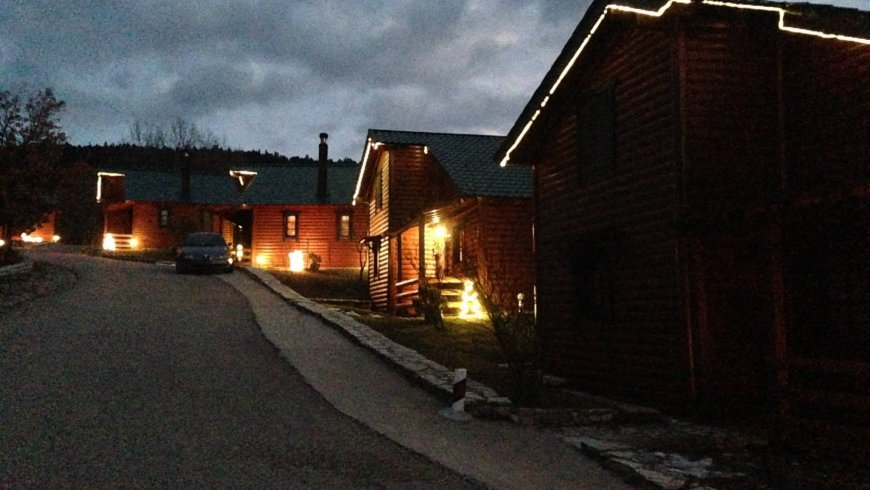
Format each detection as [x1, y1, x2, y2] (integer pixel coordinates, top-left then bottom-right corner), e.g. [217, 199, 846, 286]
[158, 208, 170, 228]
[570, 234, 619, 324]
[337, 212, 352, 240]
[576, 84, 616, 176]
[374, 170, 384, 210]
[283, 211, 299, 239]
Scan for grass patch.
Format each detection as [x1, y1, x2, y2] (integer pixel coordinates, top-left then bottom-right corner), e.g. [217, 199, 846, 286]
[269, 268, 368, 300]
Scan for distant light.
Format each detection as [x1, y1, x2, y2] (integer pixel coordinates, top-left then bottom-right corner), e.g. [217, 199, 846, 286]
[0, 239, 5, 247]
[20, 233, 43, 243]
[103, 233, 116, 251]
[236, 244, 244, 260]
[52, 235, 61, 243]
[129, 237, 139, 249]
[289, 250, 305, 272]
[255, 254, 268, 266]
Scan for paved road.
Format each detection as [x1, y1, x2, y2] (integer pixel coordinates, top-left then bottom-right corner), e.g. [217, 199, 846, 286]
[0, 250, 480, 488]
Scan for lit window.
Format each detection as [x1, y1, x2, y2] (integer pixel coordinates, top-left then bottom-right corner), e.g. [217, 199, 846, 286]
[284, 211, 299, 239]
[158, 208, 170, 228]
[337, 212, 352, 240]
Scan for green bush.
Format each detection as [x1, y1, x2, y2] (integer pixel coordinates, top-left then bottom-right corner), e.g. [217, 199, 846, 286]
[486, 303, 542, 405]
[414, 284, 445, 329]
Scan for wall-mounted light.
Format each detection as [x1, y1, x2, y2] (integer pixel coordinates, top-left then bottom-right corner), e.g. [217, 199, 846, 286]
[129, 237, 139, 249]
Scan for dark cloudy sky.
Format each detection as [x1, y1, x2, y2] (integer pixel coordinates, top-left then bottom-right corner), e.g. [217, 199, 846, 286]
[1, 0, 865, 160]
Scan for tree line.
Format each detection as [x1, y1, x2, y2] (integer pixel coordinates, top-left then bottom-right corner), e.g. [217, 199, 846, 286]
[0, 87, 357, 259]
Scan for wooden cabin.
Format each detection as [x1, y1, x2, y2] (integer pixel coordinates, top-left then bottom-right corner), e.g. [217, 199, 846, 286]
[497, 0, 869, 445]
[353, 130, 534, 315]
[98, 136, 368, 269]
[9, 212, 58, 244]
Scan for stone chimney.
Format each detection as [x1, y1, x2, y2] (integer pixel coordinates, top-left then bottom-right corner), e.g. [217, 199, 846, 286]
[317, 133, 328, 201]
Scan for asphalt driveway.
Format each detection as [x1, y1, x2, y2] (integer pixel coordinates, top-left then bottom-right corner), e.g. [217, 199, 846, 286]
[0, 250, 480, 488]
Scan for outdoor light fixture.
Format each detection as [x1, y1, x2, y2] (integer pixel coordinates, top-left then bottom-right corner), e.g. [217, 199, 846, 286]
[236, 244, 244, 260]
[20, 233, 43, 243]
[102, 233, 116, 251]
[0, 239, 5, 247]
[433, 225, 448, 240]
[289, 250, 305, 272]
[129, 237, 139, 249]
[52, 235, 61, 243]
[255, 254, 268, 266]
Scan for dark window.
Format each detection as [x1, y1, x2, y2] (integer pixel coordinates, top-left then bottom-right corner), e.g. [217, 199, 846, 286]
[158, 208, 170, 228]
[576, 85, 616, 176]
[570, 235, 618, 324]
[374, 170, 384, 210]
[283, 211, 299, 239]
[337, 212, 352, 240]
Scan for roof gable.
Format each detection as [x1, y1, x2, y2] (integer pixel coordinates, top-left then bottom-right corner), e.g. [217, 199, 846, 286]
[355, 129, 532, 202]
[497, 0, 870, 166]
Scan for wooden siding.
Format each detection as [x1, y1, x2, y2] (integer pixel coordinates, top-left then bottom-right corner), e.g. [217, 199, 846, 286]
[777, 31, 869, 448]
[130, 202, 208, 249]
[681, 13, 780, 416]
[475, 198, 535, 309]
[531, 21, 688, 406]
[367, 151, 391, 309]
[388, 146, 457, 232]
[251, 204, 367, 269]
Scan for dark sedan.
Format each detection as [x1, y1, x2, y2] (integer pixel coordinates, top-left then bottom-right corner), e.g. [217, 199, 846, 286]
[175, 232, 234, 274]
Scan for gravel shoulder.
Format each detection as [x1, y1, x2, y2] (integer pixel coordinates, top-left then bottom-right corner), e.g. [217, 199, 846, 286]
[0, 260, 77, 315]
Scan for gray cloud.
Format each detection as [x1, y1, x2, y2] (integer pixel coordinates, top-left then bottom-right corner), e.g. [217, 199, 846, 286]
[2, 0, 863, 159]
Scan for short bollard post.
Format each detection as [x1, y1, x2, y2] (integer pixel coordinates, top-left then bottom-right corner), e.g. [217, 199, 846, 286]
[440, 368, 472, 422]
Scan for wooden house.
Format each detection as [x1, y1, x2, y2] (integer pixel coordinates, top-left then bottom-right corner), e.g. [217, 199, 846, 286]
[497, 0, 869, 443]
[98, 135, 368, 269]
[353, 130, 534, 314]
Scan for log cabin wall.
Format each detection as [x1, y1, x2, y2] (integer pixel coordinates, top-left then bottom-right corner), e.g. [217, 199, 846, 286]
[131, 202, 208, 249]
[368, 151, 391, 309]
[531, 18, 688, 406]
[777, 27, 869, 444]
[250, 204, 366, 269]
[680, 12, 781, 417]
[388, 146, 458, 231]
[475, 198, 535, 310]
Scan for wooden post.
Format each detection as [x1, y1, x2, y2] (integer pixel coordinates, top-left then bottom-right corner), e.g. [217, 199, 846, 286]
[418, 217, 426, 285]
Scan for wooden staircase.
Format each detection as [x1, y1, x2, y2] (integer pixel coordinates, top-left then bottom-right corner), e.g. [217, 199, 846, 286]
[394, 276, 466, 317]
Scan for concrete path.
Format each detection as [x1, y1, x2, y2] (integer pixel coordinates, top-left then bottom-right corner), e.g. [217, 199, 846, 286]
[221, 269, 632, 490]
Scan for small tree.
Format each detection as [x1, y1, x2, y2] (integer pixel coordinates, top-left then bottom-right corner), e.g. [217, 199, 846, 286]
[0, 88, 67, 259]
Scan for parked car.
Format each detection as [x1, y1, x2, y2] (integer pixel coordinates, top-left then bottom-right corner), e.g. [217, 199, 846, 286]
[175, 232, 233, 274]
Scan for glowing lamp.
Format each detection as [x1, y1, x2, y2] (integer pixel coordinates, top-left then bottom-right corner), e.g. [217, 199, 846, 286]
[458, 280, 484, 319]
[103, 233, 117, 251]
[129, 237, 139, 249]
[21, 233, 43, 243]
[0, 239, 5, 247]
[288, 250, 305, 272]
[52, 235, 61, 243]
[433, 225, 448, 240]
[255, 254, 268, 266]
[236, 244, 244, 260]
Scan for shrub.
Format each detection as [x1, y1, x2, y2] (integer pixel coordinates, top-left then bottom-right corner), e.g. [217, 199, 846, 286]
[485, 300, 542, 405]
[414, 283, 445, 329]
[308, 252, 322, 272]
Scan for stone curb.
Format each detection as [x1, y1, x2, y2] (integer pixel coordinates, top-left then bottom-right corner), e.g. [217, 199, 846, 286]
[240, 267, 512, 416]
[0, 258, 34, 278]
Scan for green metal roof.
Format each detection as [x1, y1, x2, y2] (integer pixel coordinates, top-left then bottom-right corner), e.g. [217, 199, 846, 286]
[366, 129, 532, 198]
[107, 164, 360, 205]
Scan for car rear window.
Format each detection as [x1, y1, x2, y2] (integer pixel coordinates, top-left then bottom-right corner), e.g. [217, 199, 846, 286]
[183, 234, 226, 247]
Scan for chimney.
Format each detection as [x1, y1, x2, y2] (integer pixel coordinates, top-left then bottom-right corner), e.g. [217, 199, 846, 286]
[317, 132, 328, 201]
[180, 151, 191, 202]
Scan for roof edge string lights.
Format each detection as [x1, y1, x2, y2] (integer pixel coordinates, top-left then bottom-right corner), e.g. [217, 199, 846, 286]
[500, 0, 869, 167]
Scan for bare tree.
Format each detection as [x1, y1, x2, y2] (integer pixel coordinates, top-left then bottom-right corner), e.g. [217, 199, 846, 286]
[127, 117, 224, 150]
